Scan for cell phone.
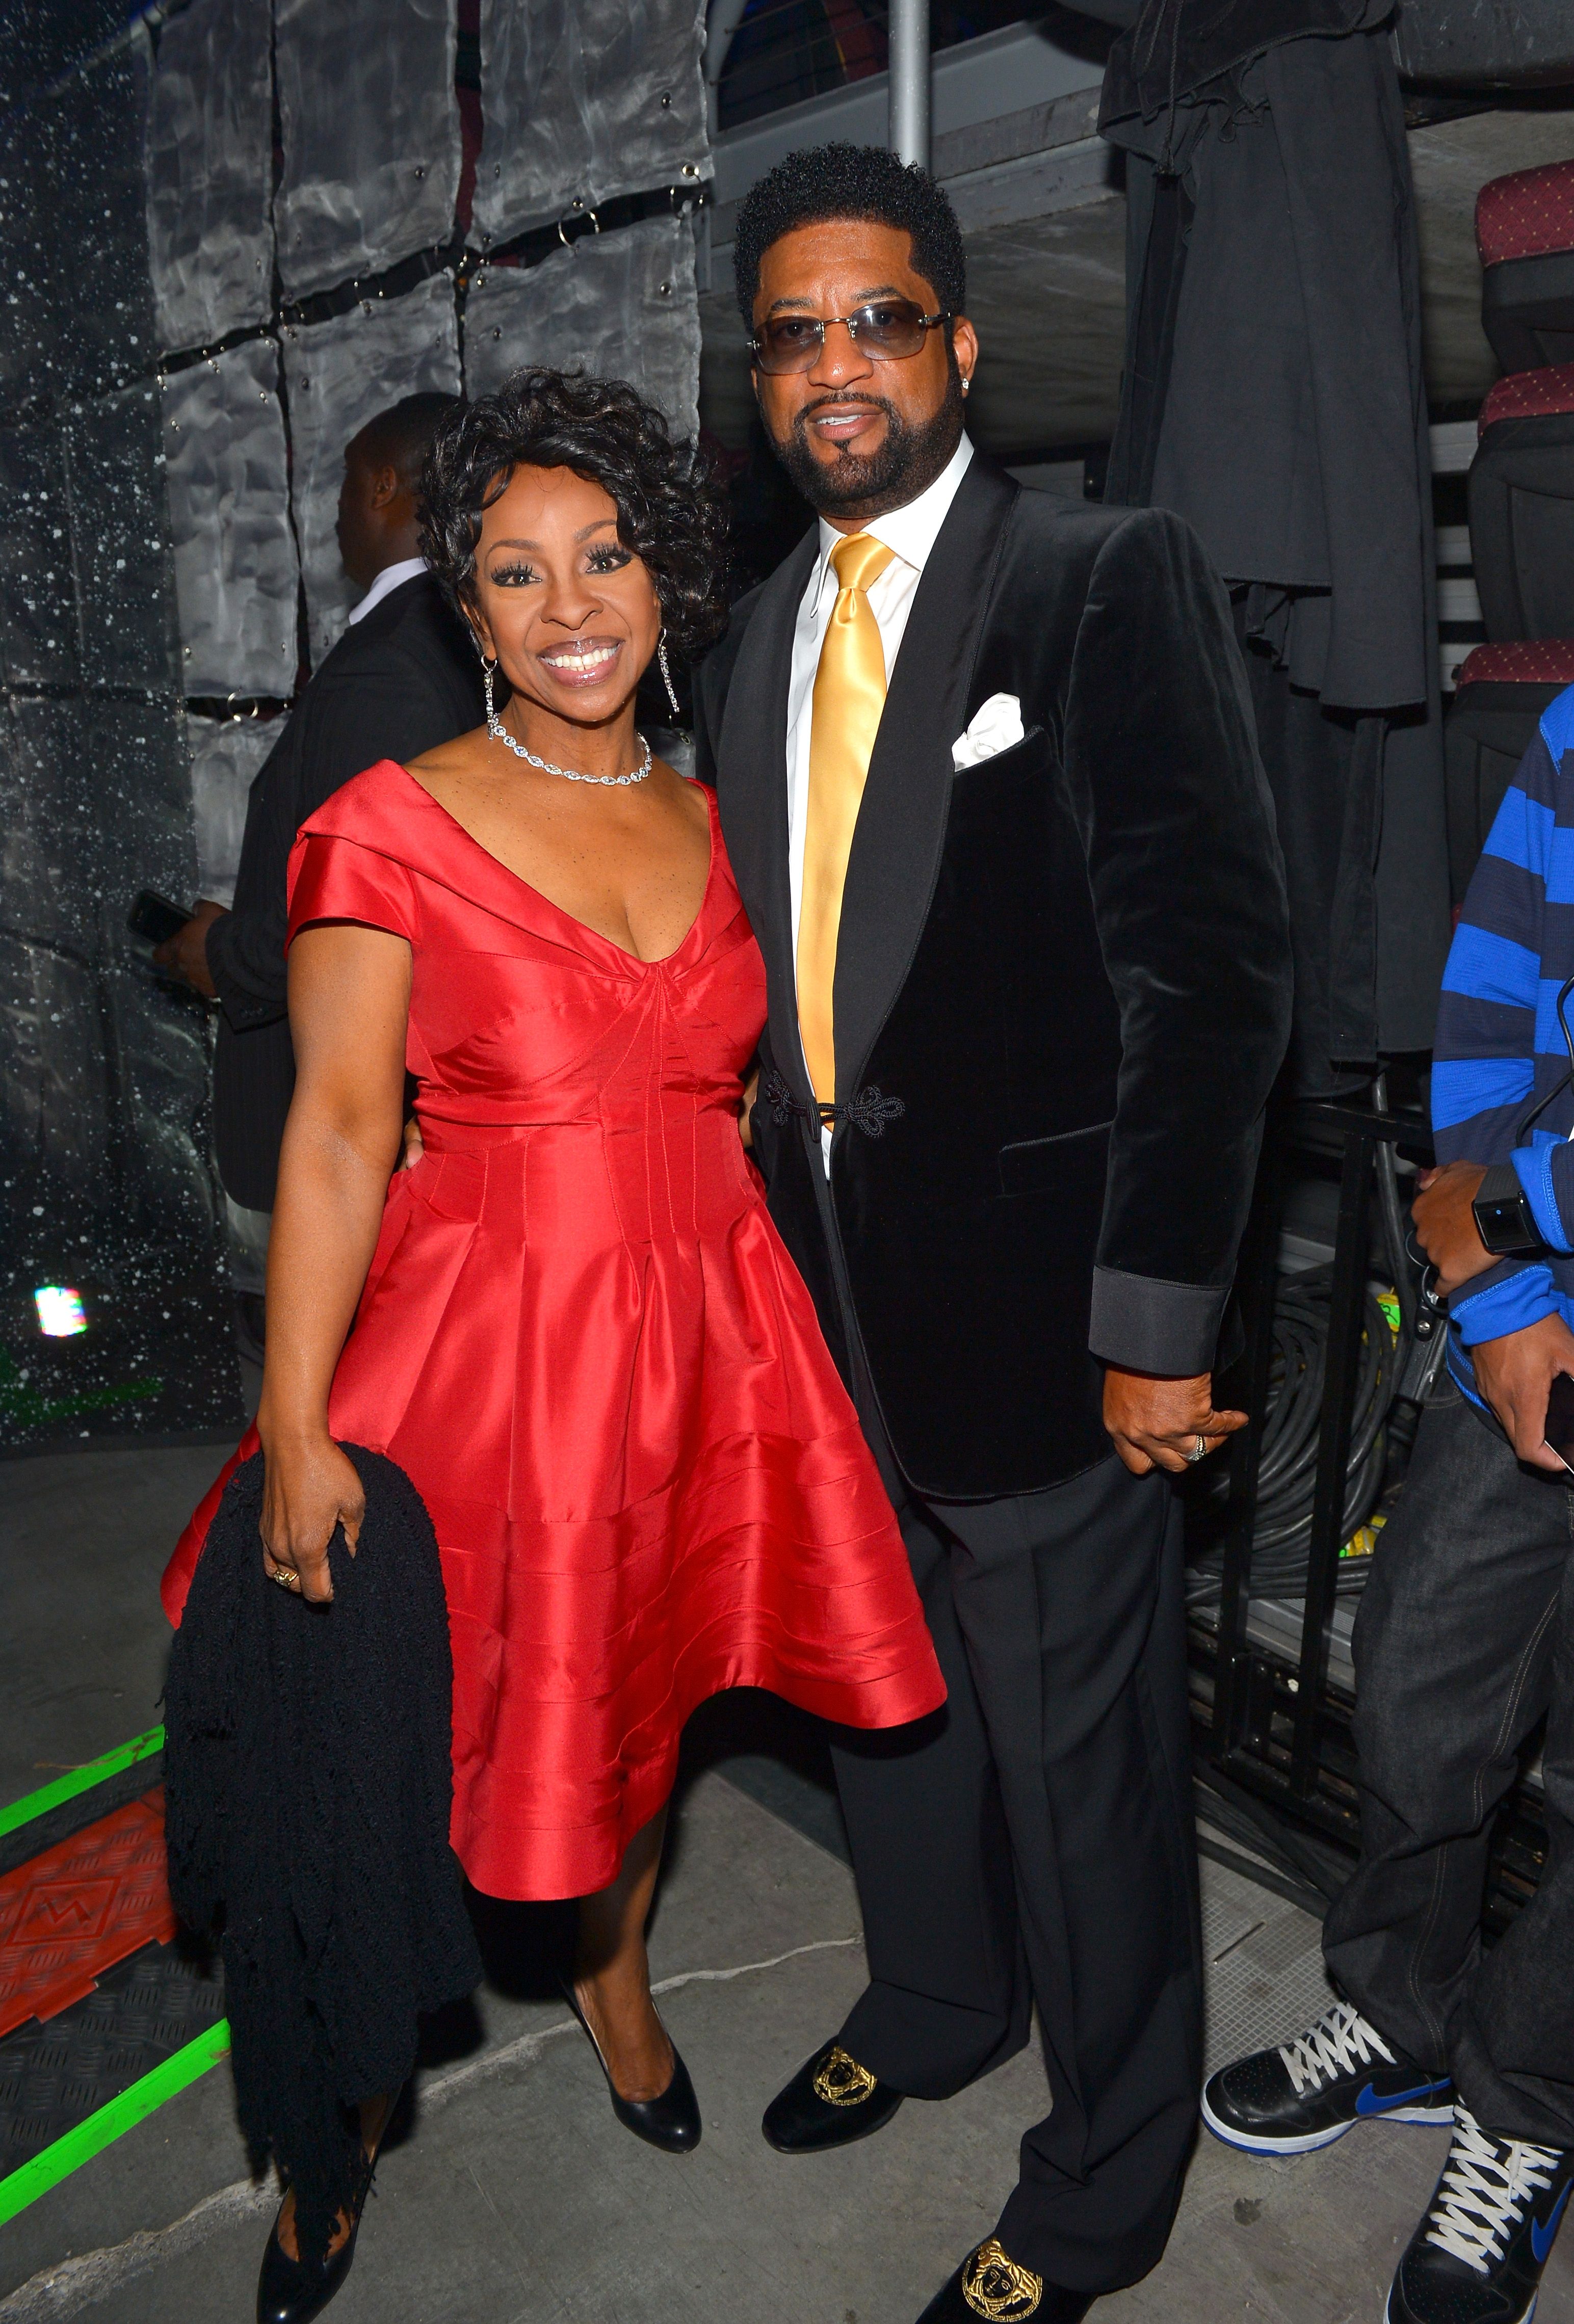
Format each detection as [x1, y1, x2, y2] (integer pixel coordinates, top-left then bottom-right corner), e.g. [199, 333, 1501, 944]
[1544, 1372, 1574, 1473]
[126, 890, 192, 946]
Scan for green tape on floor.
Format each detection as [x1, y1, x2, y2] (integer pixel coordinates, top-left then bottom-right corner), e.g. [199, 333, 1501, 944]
[0, 2017, 230, 2227]
[0, 1726, 165, 1840]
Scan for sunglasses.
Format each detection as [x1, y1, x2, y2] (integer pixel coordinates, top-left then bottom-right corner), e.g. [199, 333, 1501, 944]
[750, 299, 951, 376]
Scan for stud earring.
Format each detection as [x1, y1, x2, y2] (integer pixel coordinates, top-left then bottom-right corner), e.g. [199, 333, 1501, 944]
[658, 630, 680, 720]
[961, 376, 970, 395]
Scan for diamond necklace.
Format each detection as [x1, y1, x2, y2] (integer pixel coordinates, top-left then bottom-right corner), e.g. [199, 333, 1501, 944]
[486, 704, 653, 788]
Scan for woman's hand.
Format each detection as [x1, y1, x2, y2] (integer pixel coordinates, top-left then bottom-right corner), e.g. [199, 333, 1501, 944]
[739, 1068, 759, 1151]
[259, 1431, 365, 1602]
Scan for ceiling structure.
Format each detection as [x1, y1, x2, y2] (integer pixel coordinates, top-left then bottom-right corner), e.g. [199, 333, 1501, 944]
[696, 12, 1574, 458]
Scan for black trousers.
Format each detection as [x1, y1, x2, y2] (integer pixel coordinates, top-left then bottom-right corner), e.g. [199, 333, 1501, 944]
[828, 1448, 1202, 2294]
[1323, 1381, 1574, 2146]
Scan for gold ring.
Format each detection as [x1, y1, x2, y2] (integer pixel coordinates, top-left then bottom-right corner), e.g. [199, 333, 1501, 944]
[1187, 1434, 1208, 1464]
[271, 1564, 302, 1589]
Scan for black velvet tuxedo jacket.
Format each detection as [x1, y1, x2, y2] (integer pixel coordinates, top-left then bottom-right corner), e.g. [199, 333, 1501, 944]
[697, 455, 1292, 1501]
[207, 573, 484, 1210]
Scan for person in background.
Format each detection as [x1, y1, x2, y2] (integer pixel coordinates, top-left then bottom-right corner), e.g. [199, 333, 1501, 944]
[155, 391, 484, 1248]
[1202, 684, 1574, 2324]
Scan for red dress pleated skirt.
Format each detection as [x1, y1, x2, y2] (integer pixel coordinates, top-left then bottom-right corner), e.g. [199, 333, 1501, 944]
[163, 763, 945, 1900]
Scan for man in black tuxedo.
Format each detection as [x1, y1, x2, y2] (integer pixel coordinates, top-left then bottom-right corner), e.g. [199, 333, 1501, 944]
[156, 391, 484, 1214]
[696, 146, 1292, 2322]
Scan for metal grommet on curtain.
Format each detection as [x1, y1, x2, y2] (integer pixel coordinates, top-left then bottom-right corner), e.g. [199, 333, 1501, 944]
[557, 202, 601, 247]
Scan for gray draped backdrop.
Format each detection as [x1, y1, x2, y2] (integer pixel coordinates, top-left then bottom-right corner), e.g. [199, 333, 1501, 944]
[1, 0, 709, 1449]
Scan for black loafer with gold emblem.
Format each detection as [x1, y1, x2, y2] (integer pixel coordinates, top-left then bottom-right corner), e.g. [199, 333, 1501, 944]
[915, 2238, 1092, 2324]
[761, 2039, 905, 2153]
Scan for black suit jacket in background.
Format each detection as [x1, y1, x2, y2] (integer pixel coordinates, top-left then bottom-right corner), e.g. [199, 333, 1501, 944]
[207, 573, 485, 1210]
[697, 456, 1293, 1501]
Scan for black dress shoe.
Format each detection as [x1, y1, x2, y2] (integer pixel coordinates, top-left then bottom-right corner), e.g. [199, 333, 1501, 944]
[562, 1979, 701, 2152]
[762, 2040, 904, 2154]
[915, 2241, 1092, 2324]
[255, 2154, 375, 2324]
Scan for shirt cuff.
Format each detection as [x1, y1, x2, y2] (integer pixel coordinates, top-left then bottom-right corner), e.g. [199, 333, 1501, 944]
[1449, 1257, 1561, 1347]
[1513, 1143, 1574, 1255]
[1088, 1266, 1229, 1376]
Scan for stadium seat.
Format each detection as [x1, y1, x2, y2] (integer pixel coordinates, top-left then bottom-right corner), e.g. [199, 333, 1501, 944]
[1478, 160, 1574, 374]
[1445, 640, 1574, 902]
[1467, 365, 1574, 644]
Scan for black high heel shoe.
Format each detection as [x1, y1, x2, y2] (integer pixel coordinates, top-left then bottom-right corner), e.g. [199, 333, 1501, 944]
[561, 1977, 701, 2153]
[255, 2141, 377, 2324]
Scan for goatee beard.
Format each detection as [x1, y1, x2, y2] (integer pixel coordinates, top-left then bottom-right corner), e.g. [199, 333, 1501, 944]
[771, 369, 965, 523]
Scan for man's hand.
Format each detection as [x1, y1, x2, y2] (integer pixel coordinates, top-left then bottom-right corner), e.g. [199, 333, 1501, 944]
[1104, 1366, 1247, 1476]
[1412, 1160, 1492, 1297]
[1470, 1312, 1574, 1473]
[401, 1116, 425, 1170]
[152, 899, 226, 999]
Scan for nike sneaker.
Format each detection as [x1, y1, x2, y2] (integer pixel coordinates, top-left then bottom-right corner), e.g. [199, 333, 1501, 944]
[1387, 2103, 1574, 2323]
[1202, 1999, 1454, 2156]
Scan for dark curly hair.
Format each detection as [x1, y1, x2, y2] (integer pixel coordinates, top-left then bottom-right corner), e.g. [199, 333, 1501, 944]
[732, 143, 965, 334]
[418, 368, 730, 661]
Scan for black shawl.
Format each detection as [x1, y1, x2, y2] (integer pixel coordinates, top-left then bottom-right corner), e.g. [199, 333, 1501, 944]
[163, 1446, 481, 2261]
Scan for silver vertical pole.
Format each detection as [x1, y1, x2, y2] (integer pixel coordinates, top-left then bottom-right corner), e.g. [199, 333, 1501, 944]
[887, 0, 931, 170]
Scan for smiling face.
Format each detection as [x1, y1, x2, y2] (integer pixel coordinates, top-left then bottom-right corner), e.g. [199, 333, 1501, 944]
[466, 464, 662, 728]
[750, 218, 978, 527]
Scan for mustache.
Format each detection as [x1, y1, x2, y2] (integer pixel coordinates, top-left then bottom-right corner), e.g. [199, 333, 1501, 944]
[792, 390, 900, 438]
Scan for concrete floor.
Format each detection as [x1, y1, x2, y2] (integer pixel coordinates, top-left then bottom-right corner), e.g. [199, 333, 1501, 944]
[4, 1443, 1574, 2324]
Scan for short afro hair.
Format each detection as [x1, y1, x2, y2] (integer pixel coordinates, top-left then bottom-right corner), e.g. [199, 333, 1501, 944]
[732, 143, 965, 333]
[354, 392, 463, 489]
[418, 368, 730, 661]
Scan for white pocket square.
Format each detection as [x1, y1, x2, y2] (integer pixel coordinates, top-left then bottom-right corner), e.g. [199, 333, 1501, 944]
[951, 693, 1025, 770]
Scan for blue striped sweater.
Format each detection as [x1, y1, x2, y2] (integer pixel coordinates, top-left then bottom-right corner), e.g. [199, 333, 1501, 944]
[1434, 683, 1574, 1391]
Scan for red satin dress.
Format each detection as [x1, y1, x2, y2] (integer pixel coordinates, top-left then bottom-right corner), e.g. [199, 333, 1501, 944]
[163, 762, 944, 1902]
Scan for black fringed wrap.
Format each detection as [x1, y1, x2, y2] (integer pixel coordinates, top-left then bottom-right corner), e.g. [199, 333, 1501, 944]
[163, 1446, 481, 2261]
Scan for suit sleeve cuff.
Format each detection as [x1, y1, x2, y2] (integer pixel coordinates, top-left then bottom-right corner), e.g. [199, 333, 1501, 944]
[206, 911, 286, 1033]
[1088, 1265, 1229, 1375]
[1512, 1144, 1574, 1254]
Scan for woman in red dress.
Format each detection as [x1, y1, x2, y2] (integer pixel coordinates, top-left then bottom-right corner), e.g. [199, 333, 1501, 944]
[164, 369, 942, 2310]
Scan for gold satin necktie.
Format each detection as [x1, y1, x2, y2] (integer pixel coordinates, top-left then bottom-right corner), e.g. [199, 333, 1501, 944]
[798, 532, 896, 1106]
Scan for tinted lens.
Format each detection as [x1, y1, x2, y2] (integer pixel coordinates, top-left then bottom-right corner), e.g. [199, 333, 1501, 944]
[848, 300, 929, 357]
[755, 316, 826, 373]
[754, 301, 934, 372]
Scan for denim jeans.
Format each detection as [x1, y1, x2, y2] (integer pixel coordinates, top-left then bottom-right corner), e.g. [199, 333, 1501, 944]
[1323, 1379, 1574, 2143]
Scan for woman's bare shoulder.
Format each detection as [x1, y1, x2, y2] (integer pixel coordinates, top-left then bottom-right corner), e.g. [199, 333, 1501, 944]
[403, 728, 492, 797]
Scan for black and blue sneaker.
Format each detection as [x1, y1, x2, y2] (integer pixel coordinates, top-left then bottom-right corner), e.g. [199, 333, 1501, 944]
[1202, 1999, 1455, 2156]
[1387, 2103, 1574, 2323]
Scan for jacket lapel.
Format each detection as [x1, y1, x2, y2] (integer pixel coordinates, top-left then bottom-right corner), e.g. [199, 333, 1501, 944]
[714, 527, 819, 1107]
[833, 456, 1019, 1101]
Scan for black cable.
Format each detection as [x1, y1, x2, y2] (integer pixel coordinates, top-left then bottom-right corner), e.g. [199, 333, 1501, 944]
[1187, 1263, 1393, 1609]
[1194, 1770, 1350, 1904]
[1195, 1832, 1329, 1920]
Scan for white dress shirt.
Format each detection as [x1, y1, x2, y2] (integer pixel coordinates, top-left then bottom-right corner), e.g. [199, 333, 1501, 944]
[784, 432, 975, 1165]
[346, 554, 428, 626]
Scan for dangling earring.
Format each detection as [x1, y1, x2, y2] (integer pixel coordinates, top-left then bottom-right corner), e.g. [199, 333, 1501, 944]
[477, 642, 501, 735]
[658, 629, 680, 721]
